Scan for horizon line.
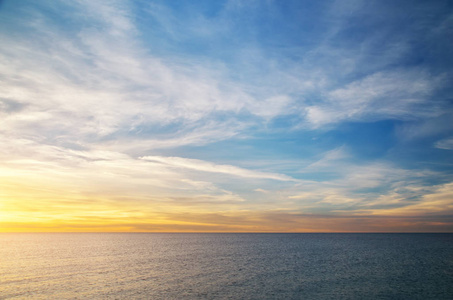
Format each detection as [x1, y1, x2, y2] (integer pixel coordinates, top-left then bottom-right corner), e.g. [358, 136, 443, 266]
[1, 231, 452, 234]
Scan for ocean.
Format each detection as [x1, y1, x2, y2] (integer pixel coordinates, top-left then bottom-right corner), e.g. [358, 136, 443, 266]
[1, 233, 452, 299]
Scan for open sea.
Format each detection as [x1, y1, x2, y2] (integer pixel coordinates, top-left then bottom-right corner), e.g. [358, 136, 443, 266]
[1, 233, 452, 299]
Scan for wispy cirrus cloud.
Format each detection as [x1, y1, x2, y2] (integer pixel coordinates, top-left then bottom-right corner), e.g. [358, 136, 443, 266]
[305, 69, 445, 128]
[141, 155, 297, 182]
[0, 0, 296, 153]
[435, 137, 453, 150]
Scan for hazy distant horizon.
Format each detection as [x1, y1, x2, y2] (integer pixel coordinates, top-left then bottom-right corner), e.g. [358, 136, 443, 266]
[3, 231, 453, 234]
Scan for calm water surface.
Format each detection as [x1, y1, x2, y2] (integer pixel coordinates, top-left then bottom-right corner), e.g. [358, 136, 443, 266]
[1, 233, 452, 299]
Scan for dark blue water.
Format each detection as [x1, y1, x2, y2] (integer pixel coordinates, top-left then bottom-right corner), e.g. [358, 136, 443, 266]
[1, 233, 452, 299]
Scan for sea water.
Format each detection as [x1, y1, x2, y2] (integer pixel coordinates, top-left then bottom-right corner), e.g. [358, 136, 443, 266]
[1, 233, 452, 299]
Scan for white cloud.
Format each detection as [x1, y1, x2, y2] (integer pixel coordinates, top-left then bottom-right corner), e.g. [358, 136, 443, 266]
[305, 70, 443, 127]
[435, 137, 453, 150]
[140, 155, 297, 182]
[305, 146, 349, 170]
[0, 0, 298, 157]
[283, 157, 444, 215]
[368, 182, 453, 216]
[394, 114, 453, 142]
[0, 137, 248, 207]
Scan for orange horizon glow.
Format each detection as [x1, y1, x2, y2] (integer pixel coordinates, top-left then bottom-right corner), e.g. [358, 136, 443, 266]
[2, 167, 453, 233]
[2, 172, 452, 233]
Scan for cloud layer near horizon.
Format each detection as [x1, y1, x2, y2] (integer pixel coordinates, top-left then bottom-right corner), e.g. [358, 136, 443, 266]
[1, 0, 452, 232]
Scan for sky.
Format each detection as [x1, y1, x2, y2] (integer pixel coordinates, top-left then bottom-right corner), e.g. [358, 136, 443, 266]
[0, 0, 452, 232]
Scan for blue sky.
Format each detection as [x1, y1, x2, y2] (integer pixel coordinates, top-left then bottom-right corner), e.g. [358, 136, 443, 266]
[0, 0, 452, 232]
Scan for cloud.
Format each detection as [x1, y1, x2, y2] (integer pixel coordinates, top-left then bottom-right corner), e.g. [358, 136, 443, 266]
[367, 182, 453, 217]
[140, 155, 297, 182]
[0, 0, 299, 156]
[305, 70, 444, 127]
[305, 146, 349, 170]
[394, 113, 453, 142]
[285, 154, 445, 216]
[435, 137, 453, 150]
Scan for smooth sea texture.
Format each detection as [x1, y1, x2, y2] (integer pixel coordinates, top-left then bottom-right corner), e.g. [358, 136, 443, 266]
[1, 233, 452, 299]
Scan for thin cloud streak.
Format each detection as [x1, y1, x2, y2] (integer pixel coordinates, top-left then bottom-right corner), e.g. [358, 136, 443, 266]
[141, 155, 298, 182]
